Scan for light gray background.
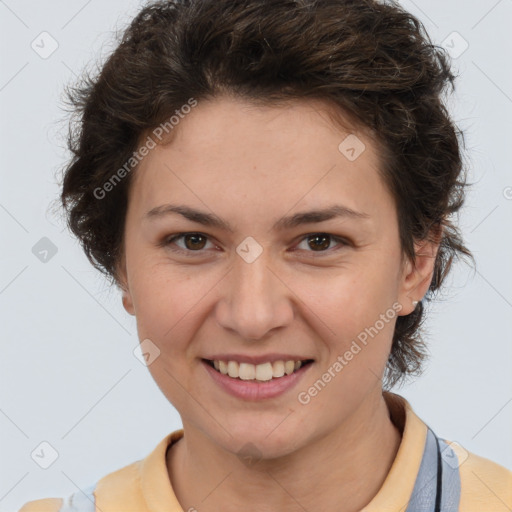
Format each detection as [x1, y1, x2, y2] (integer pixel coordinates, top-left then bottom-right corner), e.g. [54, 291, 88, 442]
[1, 0, 511, 510]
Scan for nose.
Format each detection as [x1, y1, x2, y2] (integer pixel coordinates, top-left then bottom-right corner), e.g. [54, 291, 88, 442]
[215, 251, 294, 341]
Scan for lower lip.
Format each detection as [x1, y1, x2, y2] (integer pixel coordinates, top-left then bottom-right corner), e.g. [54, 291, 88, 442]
[202, 360, 313, 401]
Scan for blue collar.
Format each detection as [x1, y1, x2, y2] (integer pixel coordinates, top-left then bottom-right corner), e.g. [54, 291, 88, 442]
[405, 426, 461, 512]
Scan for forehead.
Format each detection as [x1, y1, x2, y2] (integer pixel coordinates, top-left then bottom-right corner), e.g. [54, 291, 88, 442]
[127, 96, 392, 225]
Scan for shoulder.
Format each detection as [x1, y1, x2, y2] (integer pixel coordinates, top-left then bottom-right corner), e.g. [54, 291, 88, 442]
[447, 440, 512, 511]
[17, 481, 97, 512]
[18, 498, 63, 512]
[17, 432, 180, 512]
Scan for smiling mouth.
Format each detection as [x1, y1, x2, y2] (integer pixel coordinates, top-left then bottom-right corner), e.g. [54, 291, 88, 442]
[203, 358, 314, 382]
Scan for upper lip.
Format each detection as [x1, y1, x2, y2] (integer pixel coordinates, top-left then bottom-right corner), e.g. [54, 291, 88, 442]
[203, 354, 314, 365]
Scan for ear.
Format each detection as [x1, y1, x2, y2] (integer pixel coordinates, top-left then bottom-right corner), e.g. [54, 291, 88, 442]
[116, 256, 136, 316]
[397, 227, 442, 316]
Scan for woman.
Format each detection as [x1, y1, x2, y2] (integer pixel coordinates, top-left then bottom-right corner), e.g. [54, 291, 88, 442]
[19, 0, 512, 510]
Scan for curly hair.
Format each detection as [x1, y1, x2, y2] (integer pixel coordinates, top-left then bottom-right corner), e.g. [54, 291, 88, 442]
[59, 0, 473, 388]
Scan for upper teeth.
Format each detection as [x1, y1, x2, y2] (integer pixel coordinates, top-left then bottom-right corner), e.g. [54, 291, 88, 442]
[212, 360, 303, 381]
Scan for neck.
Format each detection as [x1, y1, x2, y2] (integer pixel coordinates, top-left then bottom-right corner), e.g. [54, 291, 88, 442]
[167, 391, 402, 512]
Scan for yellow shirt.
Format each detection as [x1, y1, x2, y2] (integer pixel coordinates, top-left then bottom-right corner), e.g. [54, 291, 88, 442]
[18, 392, 512, 511]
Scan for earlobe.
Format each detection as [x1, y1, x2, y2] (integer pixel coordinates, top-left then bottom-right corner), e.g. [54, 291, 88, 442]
[397, 233, 441, 315]
[116, 257, 136, 316]
[122, 290, 136, 316]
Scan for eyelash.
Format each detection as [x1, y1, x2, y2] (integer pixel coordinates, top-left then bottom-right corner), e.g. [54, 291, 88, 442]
[161, 232, 349, 257]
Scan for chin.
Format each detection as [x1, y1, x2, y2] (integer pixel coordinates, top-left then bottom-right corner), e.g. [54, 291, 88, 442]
[216, 416, 308, 461]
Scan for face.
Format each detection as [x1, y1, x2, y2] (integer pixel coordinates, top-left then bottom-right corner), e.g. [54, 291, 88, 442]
[118, 96, 433, 459]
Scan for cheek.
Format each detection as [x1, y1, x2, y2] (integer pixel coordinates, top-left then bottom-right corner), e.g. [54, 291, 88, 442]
[128, 260, 227, 358]
[295, 275, 398, 421]
[129, 268, 194, 346]
[301, 265, 399, 336]
[294, 265, 399, 393]
[129, 269, 206, 404]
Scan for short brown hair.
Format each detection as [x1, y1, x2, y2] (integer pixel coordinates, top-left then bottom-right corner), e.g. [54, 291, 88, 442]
[59, 0, 473, 388]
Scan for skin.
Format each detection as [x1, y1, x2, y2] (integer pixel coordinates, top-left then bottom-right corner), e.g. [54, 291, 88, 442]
[117, 95, 439, 512]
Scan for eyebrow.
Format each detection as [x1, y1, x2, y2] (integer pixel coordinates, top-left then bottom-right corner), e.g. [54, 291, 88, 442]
[144, 203, 370, 232]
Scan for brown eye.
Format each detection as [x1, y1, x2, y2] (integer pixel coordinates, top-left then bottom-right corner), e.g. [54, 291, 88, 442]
[182, 233, 207, 250]
[164, 232, 214, 254]
[295, 233, 348, 254]
[307, 234, 331, 251]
